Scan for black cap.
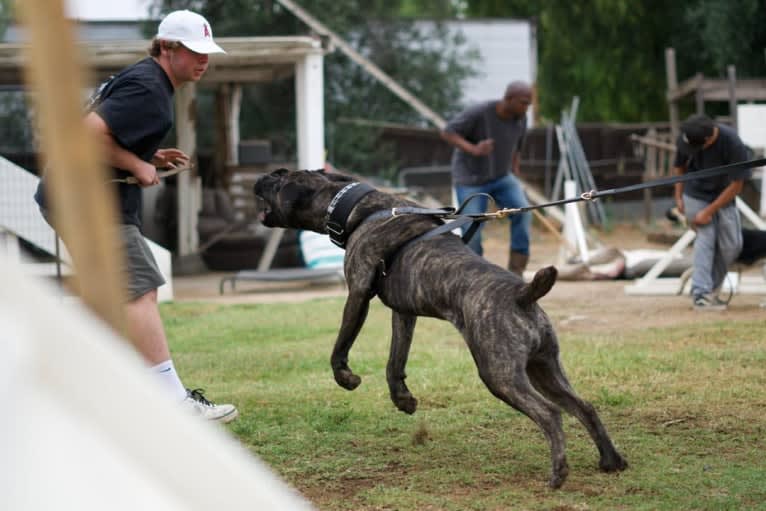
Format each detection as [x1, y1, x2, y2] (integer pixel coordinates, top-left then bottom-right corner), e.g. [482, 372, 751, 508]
[680, 114, 715, 150]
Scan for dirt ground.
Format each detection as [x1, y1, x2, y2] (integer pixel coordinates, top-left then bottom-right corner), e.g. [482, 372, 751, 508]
[173, 221, 766, 336]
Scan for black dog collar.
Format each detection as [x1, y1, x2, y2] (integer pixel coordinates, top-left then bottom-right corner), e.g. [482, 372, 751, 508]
[325, 182, 375, 248]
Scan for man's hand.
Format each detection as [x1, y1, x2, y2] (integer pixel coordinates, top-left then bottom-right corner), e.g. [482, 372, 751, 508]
[152, 148, 190, 169]
[132, 161, 160, 187]
[693, 208, 713, 227]
[471, 139, 494, 156]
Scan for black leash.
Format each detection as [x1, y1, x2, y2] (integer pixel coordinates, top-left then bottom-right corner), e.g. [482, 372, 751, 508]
[489, 157, 766, 220]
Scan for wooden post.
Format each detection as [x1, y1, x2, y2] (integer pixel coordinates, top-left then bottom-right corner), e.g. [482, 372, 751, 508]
[295, 51, 325, 170]
[695, 73, 705, 114]
[175, 82, 202, 269]
[728, 65, 738, 131]
[643, 128, 657, 224]
[665, 48, 680, 141]
[16, 0, 127, 335]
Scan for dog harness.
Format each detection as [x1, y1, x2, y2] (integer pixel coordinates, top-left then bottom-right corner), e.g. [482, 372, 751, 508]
[324, 181, 493, 282]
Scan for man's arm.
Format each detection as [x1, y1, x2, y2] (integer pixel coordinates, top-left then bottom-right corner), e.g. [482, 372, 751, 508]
[692, 179, 744, 227]
[84, 111, 158, 186]
[672, 164, 686, 213]
[440, 130, 494, 157]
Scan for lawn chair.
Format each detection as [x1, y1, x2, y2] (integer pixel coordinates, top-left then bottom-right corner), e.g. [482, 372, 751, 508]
[219, 230, 345, 294]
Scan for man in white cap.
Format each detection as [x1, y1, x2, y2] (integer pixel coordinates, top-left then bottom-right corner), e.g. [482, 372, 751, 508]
[35, 10, 236, 422]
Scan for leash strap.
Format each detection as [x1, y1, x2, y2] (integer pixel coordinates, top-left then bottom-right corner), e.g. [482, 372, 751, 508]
[509, 157, 766, 216]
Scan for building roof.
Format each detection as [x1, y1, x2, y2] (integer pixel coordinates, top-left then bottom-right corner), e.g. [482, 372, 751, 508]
[0, 36, 326, 86]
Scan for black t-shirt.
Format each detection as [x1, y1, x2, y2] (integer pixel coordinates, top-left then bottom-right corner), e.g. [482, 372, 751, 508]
[35, 57, 174, 228]
[98, 57, 175, 227]
[673, 123, 751, 202]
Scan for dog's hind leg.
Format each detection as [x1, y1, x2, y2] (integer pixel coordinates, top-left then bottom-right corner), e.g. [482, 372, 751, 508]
[331, 292, 372, 391]
[483, 367, 569, 488]
[387, 311, 418, 414]
[527, 356, 628, 473]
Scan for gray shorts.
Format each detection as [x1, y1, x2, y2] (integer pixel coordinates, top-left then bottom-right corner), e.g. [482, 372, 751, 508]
[40, 208, 165, 301]
[120, 224, 166, 301]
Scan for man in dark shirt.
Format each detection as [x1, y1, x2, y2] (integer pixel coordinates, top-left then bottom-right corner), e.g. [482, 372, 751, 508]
[441, 81, 533, 277]
[35, 10, 237, 421]
[673, 113, 751, 311]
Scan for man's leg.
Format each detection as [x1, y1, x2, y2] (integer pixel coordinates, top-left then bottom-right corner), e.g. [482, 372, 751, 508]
[122, 226, 238, 422]
[684, 195, 720, 308]
[491, 174, 531, 275]
[125, 288, 171, 364]
[712, 203, 743, 291]
[455, 183, 489, 255]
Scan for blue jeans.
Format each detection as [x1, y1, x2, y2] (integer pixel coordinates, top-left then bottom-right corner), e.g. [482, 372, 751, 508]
[454, 174, 531, 256]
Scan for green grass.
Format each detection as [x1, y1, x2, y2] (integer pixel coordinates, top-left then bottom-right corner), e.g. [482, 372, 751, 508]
[162, 299, 766, 510]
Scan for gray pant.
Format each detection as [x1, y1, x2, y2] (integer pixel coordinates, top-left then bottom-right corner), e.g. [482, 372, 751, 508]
[683, 194, 742, 297]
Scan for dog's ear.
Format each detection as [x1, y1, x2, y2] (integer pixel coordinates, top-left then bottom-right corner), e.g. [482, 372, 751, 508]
[272, 168, 290, 176]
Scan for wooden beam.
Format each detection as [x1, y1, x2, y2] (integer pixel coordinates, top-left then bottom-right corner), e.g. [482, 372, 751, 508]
[16, 0, 127, 334]
[275, 0, 447, 129]
[668, 72, 704, 102]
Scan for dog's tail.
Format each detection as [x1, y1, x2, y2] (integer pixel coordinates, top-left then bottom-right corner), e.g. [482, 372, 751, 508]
[516, 266, 557, 307]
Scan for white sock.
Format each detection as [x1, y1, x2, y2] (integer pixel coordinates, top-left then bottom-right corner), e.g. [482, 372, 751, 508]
[150, 360, 188, 402]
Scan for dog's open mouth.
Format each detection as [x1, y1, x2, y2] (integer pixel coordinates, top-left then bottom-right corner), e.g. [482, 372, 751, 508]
[255, 197, 271, 223]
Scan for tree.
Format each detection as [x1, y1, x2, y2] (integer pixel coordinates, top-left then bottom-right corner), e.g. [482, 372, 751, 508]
[463, 0, 766, 123]
[0, 0, 11, 37]
[150, 0, 477, 177]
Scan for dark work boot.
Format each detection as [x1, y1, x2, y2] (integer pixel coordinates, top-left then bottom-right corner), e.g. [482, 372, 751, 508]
[508, 251, 529, 279]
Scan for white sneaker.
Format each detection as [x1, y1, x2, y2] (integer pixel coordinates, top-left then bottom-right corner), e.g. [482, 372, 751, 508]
[182, 388, 238, 423]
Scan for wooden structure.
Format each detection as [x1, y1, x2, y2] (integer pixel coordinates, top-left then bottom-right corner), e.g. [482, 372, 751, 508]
[0, 36, 328, 270]
[630, 129, 676, 223]
[665, 47, 766, 138]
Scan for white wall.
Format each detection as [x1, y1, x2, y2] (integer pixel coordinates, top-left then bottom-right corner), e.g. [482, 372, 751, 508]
[64, 0, 153, 20]
[1, 259, 315, 511]
[418, 19, 537, 126]
[446, 20, 536, 107]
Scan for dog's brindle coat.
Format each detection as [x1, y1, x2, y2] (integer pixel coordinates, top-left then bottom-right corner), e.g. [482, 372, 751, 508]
[254, 168, 627, 488]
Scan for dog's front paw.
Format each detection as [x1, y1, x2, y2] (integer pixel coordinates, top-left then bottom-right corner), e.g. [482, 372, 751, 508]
[334, 369, 362, 390]
[599, 451, 628, 473]
[394, 393, 418, 415]
[548, 461, 569, 489]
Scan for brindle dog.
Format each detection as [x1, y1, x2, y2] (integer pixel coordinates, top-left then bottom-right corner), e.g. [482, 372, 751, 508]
[254, 168, 627, 488]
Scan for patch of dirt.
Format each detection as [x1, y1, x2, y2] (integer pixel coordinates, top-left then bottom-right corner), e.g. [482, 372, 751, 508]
[480, 221, 765, 336]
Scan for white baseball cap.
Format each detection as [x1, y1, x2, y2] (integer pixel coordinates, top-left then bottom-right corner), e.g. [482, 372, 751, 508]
[156, 10, 226, 54]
